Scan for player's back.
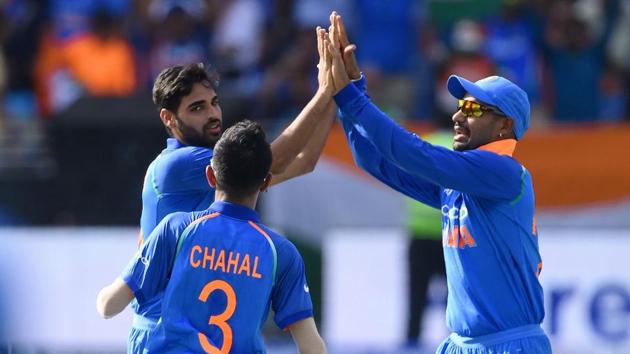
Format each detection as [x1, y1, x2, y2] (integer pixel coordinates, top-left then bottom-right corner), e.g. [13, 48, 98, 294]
[149, 202, 278, 353]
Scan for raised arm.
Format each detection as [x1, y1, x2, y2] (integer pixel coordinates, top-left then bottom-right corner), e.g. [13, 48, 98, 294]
[327, 13, 522, 201]
[327, 13, 441, 207]
[269, 92, 333, 176]
[268, 27, 337, 179]
[339, 78, 441, 207]
[270, 101, 336, 185]
[334, 83, 522, 200]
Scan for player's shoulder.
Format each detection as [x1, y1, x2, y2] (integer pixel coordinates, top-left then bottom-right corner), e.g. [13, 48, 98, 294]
[160, 211, 193, 230]
[176, 144, 213, 156]
[253, 223, 300, 257]
[465, 148, 524, 171]
[160, 210, 211, 234]
[158, 145, 212, 169]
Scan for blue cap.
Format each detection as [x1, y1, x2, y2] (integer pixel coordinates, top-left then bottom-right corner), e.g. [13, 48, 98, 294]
[447, 75, 530, 140]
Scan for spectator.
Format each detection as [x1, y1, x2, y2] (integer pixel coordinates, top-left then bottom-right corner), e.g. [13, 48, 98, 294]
[434, 20, 496, 120]
[34, 8, 137, 115]
[410, 21, 448, 120]
[543, 0, 620, 121]
[350, 0, 421, 119]
[607, 0, 630, 118]
[63, 9, 137, 96]
[146, 0, 210, 83]
[212, 0, 265, 95]
[599, 63, 627, 121]
[484, 0, 542, 108]
[256, 28, 318, 123]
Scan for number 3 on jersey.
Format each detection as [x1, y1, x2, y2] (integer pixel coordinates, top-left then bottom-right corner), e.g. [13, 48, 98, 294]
[197, 280, 237, 354]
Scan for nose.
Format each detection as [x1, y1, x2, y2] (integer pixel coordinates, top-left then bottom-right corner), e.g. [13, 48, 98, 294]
[210, 103, 222, 117]
[452, 109, 465, 124]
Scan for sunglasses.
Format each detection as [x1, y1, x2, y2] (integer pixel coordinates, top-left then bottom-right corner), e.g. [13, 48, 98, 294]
[457, 99, 506, 118]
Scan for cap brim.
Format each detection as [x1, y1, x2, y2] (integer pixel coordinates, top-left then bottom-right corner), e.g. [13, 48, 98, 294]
[447, 75, 496, 106]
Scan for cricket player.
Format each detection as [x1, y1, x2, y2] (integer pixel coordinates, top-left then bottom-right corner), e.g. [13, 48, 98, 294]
[324, 12, 551, 353]
[98, 26, 339, 352]
[97, 120, 326, 353]
[122, 37, 335, 352]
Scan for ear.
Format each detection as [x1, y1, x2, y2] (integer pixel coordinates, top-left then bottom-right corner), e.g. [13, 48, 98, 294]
[206, 165, 217, 188]
[498, 117, 514, 139]
[259, 173, 272, 192]
[160, 108, 176, 130]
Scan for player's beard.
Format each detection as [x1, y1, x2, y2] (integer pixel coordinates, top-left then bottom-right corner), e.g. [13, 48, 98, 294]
[174, 115, 222, 148]
[453, 124, 472, 151]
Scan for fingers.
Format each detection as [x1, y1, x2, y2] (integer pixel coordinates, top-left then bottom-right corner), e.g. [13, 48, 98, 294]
[327, 34, 344, 73]
[323, 37, 333, 67]
[316, 26, 323, 63]
[329, 12, 336, 45]
[343, 44, 356, 57]
[329, 12, 342, 50]
[323, 34, 328, 65]
[335, 12, 350, 48]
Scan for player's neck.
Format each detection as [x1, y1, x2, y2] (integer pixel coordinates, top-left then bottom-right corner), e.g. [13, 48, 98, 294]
[214, 190, 259, 210]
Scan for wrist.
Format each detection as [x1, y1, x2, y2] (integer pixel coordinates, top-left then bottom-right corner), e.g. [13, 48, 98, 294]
[350, 72, 362, 81]
[335, 78, 351, 95]
[315, 87, 333, 100]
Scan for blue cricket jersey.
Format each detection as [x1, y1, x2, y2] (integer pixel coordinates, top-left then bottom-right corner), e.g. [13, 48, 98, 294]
[140, 138, 215, 240]
[123, 201, 314, 353]
[130, 137, 215, 352]
[335, 78, 545, 338]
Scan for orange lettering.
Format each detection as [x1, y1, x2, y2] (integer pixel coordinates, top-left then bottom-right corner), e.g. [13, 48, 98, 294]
[214, 250, 226, 272]
[198, 280, 236, 353]
[449, 226, 459, 247]
[252, 256, 262, 279]
[202, 247, 215, 269]
[190, 245, 202, 268]
[459, 226, 476, 248]
[532, 216, 538, 235]
[238, 254, 251, 276]
[227, 252, 240, 274]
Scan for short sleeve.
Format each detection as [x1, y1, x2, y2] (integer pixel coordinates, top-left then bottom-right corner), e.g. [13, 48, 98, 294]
[158, 147, 213, 193]
[271, 240, 314, 329]
[121, 213, 183, 303]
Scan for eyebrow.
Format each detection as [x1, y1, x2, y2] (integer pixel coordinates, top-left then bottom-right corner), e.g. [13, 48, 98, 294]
[187, 100, 206, 109]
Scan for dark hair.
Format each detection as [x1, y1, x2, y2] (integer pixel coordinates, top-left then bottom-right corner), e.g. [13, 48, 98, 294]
[152, 63, 220, 113]
[212, 120, 272, 199]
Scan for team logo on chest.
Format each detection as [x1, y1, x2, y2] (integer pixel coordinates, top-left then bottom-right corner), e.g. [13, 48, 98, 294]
[441, 204, 477, 249]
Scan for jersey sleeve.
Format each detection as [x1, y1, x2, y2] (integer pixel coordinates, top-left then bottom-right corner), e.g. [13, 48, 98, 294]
[335, 83, 523, 201]
[339, 99, 441, 208]
[157, 147, 213, 194]
[271, 239, 314, 330]
[121, 212, 185, 304]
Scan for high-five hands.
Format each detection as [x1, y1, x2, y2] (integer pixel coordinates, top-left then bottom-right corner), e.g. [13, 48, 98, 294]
[316, 26, 335, 98]
[331, 12, 361, 81]
[315, 11, 359, 96]
[326, 12, 350, 94]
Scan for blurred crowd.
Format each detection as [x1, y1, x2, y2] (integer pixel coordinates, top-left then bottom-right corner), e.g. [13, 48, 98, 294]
[1, 0, 630, 128]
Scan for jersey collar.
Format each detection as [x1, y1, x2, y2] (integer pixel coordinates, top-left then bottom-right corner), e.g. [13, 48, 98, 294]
[209, 201, 261, 222]
[166, 138, 184, 149]
[477, 139, 517, 157]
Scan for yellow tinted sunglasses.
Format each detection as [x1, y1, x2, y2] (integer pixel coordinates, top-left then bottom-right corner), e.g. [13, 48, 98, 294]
[458, 99, 506, 118]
